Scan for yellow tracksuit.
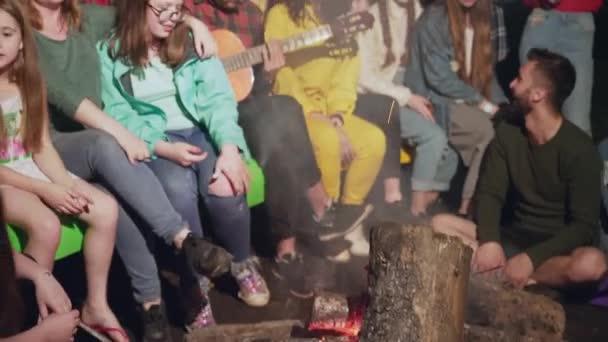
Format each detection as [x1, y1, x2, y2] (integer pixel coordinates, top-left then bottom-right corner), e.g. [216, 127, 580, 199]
[265, 3, 385, 205]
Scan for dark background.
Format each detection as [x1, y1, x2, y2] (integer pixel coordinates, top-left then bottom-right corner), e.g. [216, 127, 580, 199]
[498, 2, 608, 141]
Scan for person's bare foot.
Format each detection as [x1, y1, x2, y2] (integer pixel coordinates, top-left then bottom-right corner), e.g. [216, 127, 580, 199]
[384, 177, 402, 204]
[81, 301, 129, 342]
[410, 191, 428, 216]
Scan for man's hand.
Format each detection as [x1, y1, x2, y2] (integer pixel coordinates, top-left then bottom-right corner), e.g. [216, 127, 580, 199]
[186, 15, 218, 58]
[213, 145, 251, 195]
[504, 253, 535, 288]
[407, 94, 435, 123]
[167, 142, 208, 167]
[473, 242, 506, 273]
[262, 40, 285, 75]
[115, 131, 150, 164]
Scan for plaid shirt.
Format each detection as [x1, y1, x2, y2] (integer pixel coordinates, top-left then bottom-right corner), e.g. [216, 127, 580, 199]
[80, 0, 112, 5]
[185, 0, 264, 49]
[491, 4, 508, 63]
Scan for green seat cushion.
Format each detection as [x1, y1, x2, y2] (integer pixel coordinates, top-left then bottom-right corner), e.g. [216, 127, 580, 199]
[246, 159, 264, 207]
[7, 218, 85, 260]
[7, 159, 265, 260]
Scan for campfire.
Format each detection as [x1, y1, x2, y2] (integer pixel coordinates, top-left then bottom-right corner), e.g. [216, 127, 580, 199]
[307, 224, 567, 342]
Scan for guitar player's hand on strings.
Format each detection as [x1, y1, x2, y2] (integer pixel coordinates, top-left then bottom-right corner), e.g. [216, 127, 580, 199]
[262, 40, 285, 77]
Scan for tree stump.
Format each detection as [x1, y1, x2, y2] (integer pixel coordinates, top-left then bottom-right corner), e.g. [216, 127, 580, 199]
[360, 223, 473, 342]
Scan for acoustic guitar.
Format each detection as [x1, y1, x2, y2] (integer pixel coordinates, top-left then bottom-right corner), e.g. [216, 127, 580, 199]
[212, 11, 374, 101]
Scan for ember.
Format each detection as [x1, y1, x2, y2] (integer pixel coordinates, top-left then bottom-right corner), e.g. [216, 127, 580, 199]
[308, 292, 368, 340]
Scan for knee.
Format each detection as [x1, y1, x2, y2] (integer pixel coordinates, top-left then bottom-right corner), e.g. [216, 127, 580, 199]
[422, 125, 449, 151]
[567, 248, 607, 283]
[88, 192, 119, 227]
[208, 172, 242, 197]
[363, 125, 387, 160]
[28, 215, 62, 249]
[272, 95, 302, 114]
[163, 174, 198, 202]
[312, 127, 340, 159]
[473, 122, 495, 146]
[89, 130, 124, 161]
[430, 214, 453, 232]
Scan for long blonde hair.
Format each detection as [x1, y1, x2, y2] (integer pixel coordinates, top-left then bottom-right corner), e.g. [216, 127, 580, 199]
[446, 0, 493, 98]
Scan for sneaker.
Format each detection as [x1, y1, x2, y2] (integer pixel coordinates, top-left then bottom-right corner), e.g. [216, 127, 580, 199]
[344, 223, 369, 257]
[314, 203, 337, 228]
[186, 302, 216, 331]
[319, 204, 374, 242]
[322, 238, 352, 263]
[233, 258, 270, 307]
[139, 303, 172, 342]
[185, 279, 216, 331]
[181, 234, 233, 278]
[273, 253, 337, 298]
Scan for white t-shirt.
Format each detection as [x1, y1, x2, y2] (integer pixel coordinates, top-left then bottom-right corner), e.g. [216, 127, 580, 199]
[465, 26, 474, 78]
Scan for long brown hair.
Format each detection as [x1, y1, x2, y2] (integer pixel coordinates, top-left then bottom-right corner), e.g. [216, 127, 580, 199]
[0, 193, 24, 337]
[446, 0, 493, 98]
[0, 0, 47, 153]
[109, 0, 189, 68]
[25, 0, 82, 31]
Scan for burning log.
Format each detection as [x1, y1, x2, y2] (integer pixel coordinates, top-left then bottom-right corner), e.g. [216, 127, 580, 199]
[360, 223, 472, 342]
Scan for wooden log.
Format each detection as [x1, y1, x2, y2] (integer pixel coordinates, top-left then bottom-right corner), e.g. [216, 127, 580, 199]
[184, 320, 303, 342]
[465, 275, 565, 341]
[464, 324, 542, 342]
[360, 223, 473, 342]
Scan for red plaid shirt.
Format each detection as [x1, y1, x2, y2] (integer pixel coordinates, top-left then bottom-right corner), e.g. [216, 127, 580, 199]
[185, 0, 264, 49]
[80, 0, 112, 5]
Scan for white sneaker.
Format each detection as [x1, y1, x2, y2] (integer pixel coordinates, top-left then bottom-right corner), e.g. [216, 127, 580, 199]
[345, 223, 369, 257]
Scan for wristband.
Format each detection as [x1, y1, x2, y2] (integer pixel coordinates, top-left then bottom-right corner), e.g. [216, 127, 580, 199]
[480, 101, 495, 115]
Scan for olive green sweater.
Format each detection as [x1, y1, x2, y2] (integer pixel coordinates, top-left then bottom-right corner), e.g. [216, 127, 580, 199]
[475, 119, 601, 268]
[34, 4, 114, 132]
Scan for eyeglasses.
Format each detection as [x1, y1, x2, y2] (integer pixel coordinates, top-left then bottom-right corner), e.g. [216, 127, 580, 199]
[147, 3, 185, 23]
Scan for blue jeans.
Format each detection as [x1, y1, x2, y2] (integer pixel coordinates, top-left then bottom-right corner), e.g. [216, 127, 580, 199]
[52, 129, 190, 304]
[394, 68, 458, 192]
[520, 9, 595, 135]
[146, 127, 251, 262]
[400, 107, 458, 191]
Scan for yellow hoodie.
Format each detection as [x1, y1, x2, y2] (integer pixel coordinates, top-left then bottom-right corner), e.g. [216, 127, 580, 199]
[264, 3, 360, 121]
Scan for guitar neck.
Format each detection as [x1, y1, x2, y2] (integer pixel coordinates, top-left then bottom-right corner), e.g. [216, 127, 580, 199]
[222, 24, 334, 73]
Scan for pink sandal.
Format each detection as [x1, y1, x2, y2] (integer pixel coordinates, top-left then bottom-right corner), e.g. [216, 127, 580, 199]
[87, 324, 129, 342]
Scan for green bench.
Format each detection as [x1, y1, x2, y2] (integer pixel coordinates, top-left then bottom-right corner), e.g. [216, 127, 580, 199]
[7, 159, 265, 260]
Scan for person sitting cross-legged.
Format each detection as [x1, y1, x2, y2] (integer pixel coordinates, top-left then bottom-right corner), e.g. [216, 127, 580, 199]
[431, 49, 607, 289]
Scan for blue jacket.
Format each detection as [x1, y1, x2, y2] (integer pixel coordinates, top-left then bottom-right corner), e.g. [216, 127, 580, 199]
[405, 4, 508, 130]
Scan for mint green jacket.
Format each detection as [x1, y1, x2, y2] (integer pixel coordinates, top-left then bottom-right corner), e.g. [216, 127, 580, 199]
[96, 39, 251, 159]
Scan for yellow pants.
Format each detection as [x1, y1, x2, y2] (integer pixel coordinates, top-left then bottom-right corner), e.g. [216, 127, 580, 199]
[306, 115, 386, 205]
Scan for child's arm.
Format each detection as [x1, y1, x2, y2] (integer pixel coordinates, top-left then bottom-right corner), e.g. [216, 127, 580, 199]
[0, 310, 80, 342]
[13, 252, 72, 318]
[32, 118, 74, 188]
